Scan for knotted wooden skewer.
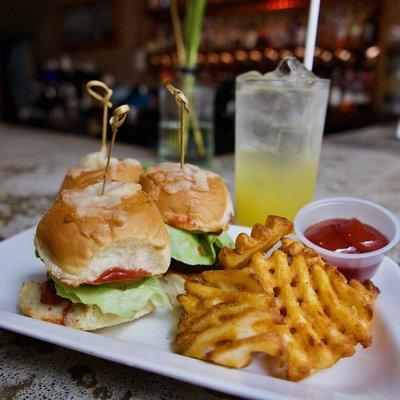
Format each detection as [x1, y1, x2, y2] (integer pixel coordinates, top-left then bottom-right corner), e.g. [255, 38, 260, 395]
[86, 80, 113, 152]
[101, 104, 130, 195]
[165, 84, 190, 168]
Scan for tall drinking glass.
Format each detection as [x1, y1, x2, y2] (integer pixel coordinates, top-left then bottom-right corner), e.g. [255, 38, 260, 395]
[235, 58, 330, 225]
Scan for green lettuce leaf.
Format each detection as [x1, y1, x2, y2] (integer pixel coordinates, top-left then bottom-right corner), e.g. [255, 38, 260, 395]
[52, 276, 171, 318]
[167, 226, 234, 266]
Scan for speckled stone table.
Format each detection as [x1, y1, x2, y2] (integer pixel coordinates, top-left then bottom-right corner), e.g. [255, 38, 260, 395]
[0, 122, 399, 400]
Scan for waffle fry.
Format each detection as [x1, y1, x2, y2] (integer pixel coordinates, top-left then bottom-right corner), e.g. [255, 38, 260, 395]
[252, 248, 378, 380]
[177, 274, 285, 368]
[176, 218, 379, 381]
[219, 215, 293, 270]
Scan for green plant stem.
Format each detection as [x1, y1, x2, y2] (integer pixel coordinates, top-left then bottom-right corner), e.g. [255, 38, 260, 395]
[184, 0, 206, 69]
[169, 0, 186, 66]
[167, 0, 207, 159]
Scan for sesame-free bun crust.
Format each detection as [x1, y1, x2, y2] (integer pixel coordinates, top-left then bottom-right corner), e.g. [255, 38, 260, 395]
[60, 158, 142, 191]
[140, 163, 234, 233]
[19, 281, 153, 331]
[35, 182, 170, 286]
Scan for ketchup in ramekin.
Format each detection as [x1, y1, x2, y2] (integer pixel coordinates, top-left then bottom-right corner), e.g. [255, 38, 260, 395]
[305, 218, 389, 254]
[295, 198, 400, 281]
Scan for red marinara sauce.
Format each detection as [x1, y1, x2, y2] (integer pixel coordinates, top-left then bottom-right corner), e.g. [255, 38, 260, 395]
[92, 267, 149, 284]
[305, 218, 388, 254]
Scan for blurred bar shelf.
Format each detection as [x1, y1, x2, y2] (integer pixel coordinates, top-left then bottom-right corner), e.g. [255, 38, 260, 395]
[2, 0, 399, 153]
[146, 0, 382, 134]
[148, 0, 307, 18]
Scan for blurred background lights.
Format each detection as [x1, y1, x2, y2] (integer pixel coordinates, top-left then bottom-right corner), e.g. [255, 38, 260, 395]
[279, 49, 293, 58]
[221, 52, 234, 64]
[264, 48, 278, 60]
[321, 50, 333, 62]
[207, 52, 220, 64]
[365, 46, 381, 59]
[249, 50, 262, 61]
[197, 53, 205, 64]
[235, 50, 248, 62]
[339, 49, 351, 61]
[294, 47, 305, 58]
[335, 48, 352, 61]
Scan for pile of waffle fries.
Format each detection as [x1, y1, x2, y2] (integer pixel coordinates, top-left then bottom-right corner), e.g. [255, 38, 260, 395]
[176, 216, 379, 381]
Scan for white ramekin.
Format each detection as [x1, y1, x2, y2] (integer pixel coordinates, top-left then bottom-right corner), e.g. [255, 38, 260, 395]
[294, 197, 400, 280]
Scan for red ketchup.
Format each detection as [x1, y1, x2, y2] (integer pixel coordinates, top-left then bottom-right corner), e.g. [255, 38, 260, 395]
[40, 280, 62, 305]
[305, 218, 389, 280]
[92, 267, 149, 284]
[39, 280, 72, 325]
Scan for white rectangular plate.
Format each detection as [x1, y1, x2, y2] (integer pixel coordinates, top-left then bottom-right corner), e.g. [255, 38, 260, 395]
[1, 226, 399, 400]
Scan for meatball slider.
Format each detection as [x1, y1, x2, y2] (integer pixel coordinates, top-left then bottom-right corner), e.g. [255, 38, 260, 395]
[140, 162, 234, 268]
[19, 181, 173, 330]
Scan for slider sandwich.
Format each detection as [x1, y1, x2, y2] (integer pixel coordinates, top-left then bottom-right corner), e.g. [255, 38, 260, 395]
[140, 162, 234, 268]
[60, 148, 142, 191]
[61, 80, 142, 191]
[19, 181, 182, 330]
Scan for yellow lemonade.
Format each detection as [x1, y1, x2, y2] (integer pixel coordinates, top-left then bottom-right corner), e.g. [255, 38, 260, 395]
[235, 147, 319, 225]
[235, 63, 329, 226]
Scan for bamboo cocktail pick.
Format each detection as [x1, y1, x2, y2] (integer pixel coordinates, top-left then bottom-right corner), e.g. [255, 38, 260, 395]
[101, 104, 130, 195]
[86, 80, 114, 152]
[165, 84, 189, 168]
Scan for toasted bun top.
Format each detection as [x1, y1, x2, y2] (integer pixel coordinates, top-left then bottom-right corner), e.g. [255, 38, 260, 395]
[60, 151, 142, 191]
[35, 181, 170, 286]
[140, 162, 234, 233]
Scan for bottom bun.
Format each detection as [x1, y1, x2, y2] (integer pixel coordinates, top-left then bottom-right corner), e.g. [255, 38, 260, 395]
[19, 282, 154, 331]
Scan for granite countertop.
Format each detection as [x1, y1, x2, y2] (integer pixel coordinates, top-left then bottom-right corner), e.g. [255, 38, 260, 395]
[0, 122, 399, 399]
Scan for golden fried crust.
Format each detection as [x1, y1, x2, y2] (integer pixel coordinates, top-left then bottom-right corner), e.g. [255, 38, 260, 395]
[219, 215, 293, 269]
[281, 237, 380, 303]
[140, 163, 233, 233]
[177, 217, 379, 381]
[35, 189, 169, 281]
[60, 160, 142, 191]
